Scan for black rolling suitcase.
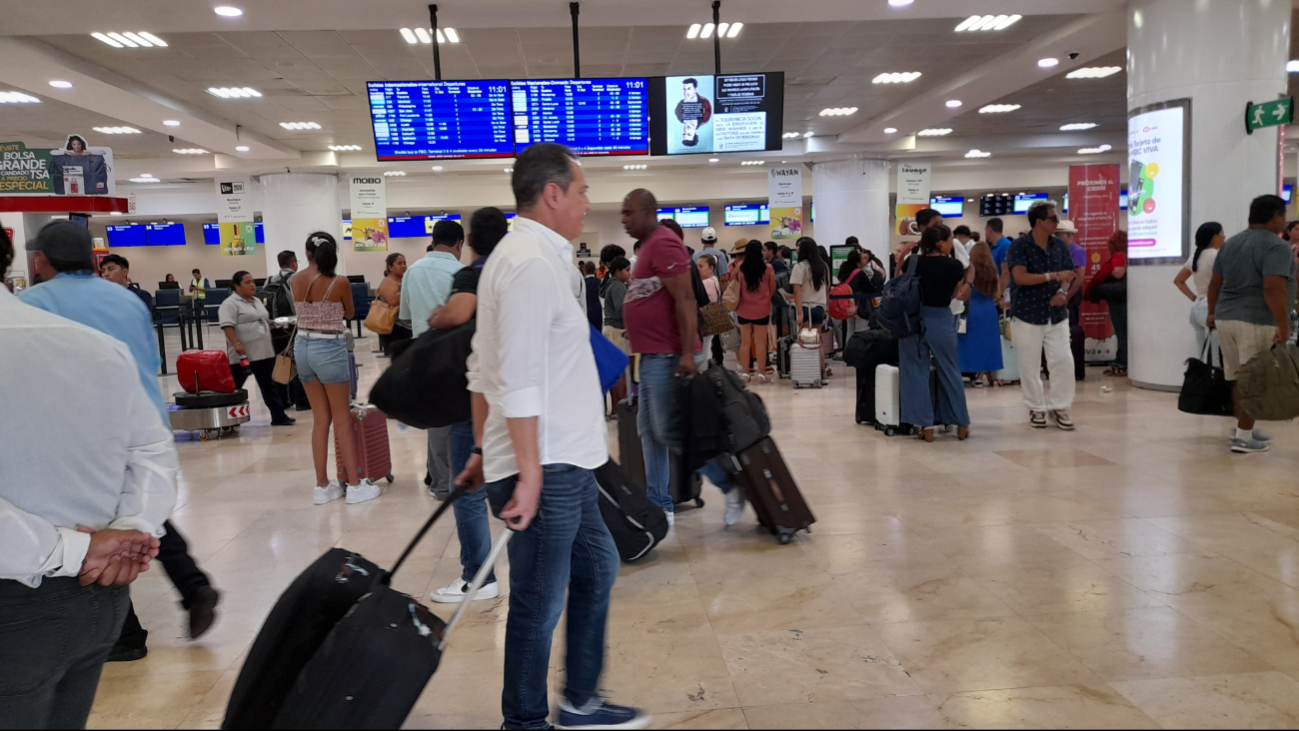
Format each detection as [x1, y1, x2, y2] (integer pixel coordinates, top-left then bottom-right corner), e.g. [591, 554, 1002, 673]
[776, 336, 794, 379]
[595, 459, 669, 562]
[730, 437, 815, 544]
[223, 490, 510, 730]
[615, 396, 704, 509]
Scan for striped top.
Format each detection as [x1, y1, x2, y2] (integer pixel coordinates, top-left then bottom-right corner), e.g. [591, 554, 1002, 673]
[296, 275, 345, 333]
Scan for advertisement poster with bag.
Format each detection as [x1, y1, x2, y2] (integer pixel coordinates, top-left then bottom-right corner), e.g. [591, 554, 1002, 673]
[349, 175, 388, 252]
[0, 136, 114, 196]
[1068, 164, 1121, 361]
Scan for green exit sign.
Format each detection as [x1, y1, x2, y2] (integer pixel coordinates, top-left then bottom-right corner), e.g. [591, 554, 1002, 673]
[1246, 98, 1294, 133]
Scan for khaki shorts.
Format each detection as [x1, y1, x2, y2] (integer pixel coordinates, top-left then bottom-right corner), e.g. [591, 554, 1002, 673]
[1217, 320, 1276, 381]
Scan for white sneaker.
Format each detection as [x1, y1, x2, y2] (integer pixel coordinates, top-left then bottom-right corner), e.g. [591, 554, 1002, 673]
[313, 482, 344, 505]
[666, 511, 675, 528]
[345, 479, 382, 504]
[428, 578, 500, 604]
[724, 489, 745, 526]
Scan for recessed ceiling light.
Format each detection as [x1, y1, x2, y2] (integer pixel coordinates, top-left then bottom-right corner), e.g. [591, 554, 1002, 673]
[1038, 58, 1060, 68]
[979, 104, 1021, 114]
[718, 23, 730, 37]
[163, 120, 180, 127]
[328, 144, 362, 151]
[686, 23, 701, 39]
[172, 148, 210, 154]
[92, 32, 123, 48]
[504, 167, 513, 173]
[1099, 144, 1112, 151]
[49, 80, 72, 89]
[207, 86, 261, 98]
[0, 91, 40, 103]
[123, 32, 160, 47]
[400, 28, 418, 43]
[235, 145, 249, 152]
[917, 128, 953, 136]
[214, 6, 243, 17]
[965, 150, 992, 158]
[384, 170, 407, 176]
[1060, 122, 1098, 131]
[1078, 146, 1110, 155]
[444, 28, 460, 43]
[110, 211, 123, 216]
[138, 32, 168, 47]
[803, 131, 813, 138]
[700, 23, 716, 38]
[431, 165, 444, 171]
[819, 107, 858, 116]
[727, 22, 743, 38]
[709, 157, 719, 162]
[92, 126, 142, 134]
[129, 177, 160, 183]
[888, 0, 914, 5]
[403, 27, 459, 44]
[1288, 60, 1299, 73]
[884, 127, 897, 134]
[782, 132, 801, 139]
[741, 160, 766, 166]
[955, 14, 1021, 32]
[623, 164, 647, 170]
[280, 122, 322, 130]
[139, 173, 153, 178]
[1066, 66, 1122, 79]
[872, 72, 922, 84]
[946, 100, 963, 109]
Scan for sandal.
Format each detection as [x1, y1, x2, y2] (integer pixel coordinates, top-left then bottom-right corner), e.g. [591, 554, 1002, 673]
[958, 426, 970, 441]
[1105, 367, 1127, 377]
[917, 427, 935, 442]
[739, 372, 751, 384]
[754, 372, 770, 384]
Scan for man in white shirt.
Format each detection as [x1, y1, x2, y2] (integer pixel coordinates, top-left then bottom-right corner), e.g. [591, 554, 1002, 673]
[0, 226, 177, 729]
[458, 143, 647, 731]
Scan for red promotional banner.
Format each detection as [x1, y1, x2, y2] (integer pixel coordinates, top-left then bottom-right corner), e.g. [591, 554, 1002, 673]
[1068, 164, 1121, 342]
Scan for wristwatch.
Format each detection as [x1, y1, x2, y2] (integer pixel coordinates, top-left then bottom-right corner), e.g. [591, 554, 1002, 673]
[470, 446, 483, 456]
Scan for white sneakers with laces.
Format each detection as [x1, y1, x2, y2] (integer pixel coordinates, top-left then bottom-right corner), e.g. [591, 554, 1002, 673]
[724, 489, 745, 526]
[429, 578, 500, 604]
[345, 479, 382, 504]
[313, 481, 344, 505]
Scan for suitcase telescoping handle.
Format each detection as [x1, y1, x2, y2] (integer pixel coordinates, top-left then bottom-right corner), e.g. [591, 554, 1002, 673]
[381, 484, 471, 586]
[438, 528, 512, 651]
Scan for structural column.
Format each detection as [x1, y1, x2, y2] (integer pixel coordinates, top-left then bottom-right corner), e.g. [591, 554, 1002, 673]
[811, 158, 891, 269]
[1127, 0, 1289, 389]
[259, 173, 344, 275]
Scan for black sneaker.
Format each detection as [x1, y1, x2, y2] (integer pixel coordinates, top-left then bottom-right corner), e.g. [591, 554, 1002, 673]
[186, 586, 221, 640]
[107, 643, 147, 663]
[271, 416, 296, 426]
[556, 698, 649, 730]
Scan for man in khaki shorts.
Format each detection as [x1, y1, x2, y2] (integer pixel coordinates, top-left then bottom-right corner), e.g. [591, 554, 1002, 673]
[1207, 194, 1296, 454]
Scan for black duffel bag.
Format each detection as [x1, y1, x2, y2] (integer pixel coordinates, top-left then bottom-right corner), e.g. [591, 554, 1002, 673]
[369, 322, 473, 429]
[842, 329, 899, 370]
[1178, 340, 1234, 417]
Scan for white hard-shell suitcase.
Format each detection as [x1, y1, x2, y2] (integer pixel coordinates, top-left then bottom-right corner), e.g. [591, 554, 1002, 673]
[875, 364, 901, 433]
[995, 334, 1020, 384]
[791, 342, 822, 388]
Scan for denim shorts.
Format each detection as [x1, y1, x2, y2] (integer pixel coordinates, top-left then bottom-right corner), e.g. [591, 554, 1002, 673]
[294, 336, 349, 385]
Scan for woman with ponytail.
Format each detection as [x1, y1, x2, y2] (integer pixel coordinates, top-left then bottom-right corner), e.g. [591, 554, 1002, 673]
[1174, 221, 1224, 353]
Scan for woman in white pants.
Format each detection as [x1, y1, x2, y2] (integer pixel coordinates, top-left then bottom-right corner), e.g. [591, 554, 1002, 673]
[1173, 222, 1224, 354]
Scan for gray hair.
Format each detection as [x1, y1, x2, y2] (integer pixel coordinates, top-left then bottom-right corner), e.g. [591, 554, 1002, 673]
[513, 143, 579, 210]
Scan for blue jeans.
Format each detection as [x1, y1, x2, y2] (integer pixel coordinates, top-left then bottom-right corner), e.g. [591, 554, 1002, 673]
[899, 306, 970, 428]
[449, 419, 493, 584]
[637, 353, 735, 513]
[293, 336, 349, 385]
[485, 465, 619, 730]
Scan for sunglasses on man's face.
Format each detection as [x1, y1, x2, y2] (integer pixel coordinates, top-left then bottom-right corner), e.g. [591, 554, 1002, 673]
[1045, 215, 1060, 223]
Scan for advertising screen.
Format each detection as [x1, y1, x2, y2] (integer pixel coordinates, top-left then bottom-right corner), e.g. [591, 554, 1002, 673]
[1128, 102, 1187, 262]
[510, 78, 648, 156]
[724, 203, 769, 226]
[106, 224, 147, 248]
[658, 206, 710, 228]
[145, 223, 186, 246]
[649, 73, 784, 155]
[930, 196, 964, 217]
[1013, 192, 1049, 214]
[367, 80, 513, 161]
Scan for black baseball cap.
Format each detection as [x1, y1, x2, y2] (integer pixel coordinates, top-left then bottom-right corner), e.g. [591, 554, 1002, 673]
[28, 220, 93, 262]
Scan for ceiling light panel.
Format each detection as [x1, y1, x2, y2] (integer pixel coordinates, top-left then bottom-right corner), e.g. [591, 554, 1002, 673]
[965, 150, 992, 158]
[1078, 146, 1112, 155]
[700, 23, 716, 38]
[235, 146, 249, 152]
[686, 23, 701, 39]
[955, 14, 1021, 32]
[979, 104, 1021, 114]
[207, 86, 261, 98]
[402, 27, 459, 44]
[727, 22, 743, 38]
[280, 122, 322, 130]
[819, 107, 858, 116]
[173, 148, 210, 154]
[92, 126, 141, 134]
[717, 23, 730, 37]
[945, 100, 963, 108]
[740, 160, 766, 166]
[873, 72, 922, 84]
[328, 144, 362, 151]
[384, 170, 406, 176]
[0, 91, 39, 103]
[1066, 66, 1122, 79]
[214, 6, 243, 16]
[48, 80, 72, 88]
[129, 177, 160, 183]
[782, 132, 801, 139]
[1060, 122, 1098, 131]
[623, 164, 647, 170]
[917, 128, 952, 136]
[1038, 58, 1060, 68]
[1288, 60, 1299, 74]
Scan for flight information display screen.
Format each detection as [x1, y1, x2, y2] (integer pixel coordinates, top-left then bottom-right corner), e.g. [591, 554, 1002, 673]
[510, 78, 649, 156]
[979, 194, 1014, 217]
[929, 196, 964, 217]
[724, 203, 769, 226]
[368, 80, 513, 160]
[649, 72, 784, 155]
[658, 206, 710, 228]
[106, 224, 147, 248]
[145, 223, 186, 246]
[1013, 192, 1049, 214]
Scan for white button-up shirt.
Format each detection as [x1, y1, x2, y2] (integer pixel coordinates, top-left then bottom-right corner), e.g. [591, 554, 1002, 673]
[0, 288, 178, 586]
[467, 216, 607, 482]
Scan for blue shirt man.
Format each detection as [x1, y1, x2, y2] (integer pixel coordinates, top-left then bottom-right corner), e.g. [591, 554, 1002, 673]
[21, 224, 165, 423]
[400, 220, 466, 337]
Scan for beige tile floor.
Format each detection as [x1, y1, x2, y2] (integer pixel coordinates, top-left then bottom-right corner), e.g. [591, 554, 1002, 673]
[88, 335, 1299, 729]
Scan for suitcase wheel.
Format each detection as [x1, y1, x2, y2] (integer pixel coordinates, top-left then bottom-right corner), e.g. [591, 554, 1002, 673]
[777, 528, 795, 545]
[884, 426, 896, 437]
[695, 497, 705, 509]
[385, 474, 395, 483]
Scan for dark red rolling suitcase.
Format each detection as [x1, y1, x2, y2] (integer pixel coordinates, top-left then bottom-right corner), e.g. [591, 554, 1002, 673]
[335, 403, 393, 484]
[730, 437, 815, 544]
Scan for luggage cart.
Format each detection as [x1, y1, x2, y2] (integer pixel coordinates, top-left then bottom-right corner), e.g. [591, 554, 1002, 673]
[169, 389, 251, 441]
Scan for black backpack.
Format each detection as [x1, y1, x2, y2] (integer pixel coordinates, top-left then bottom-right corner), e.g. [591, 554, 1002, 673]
[369, 322, 474, 429]
[262, 273, 295, 320]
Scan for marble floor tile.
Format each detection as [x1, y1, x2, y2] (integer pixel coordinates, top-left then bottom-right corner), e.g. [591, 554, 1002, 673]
[1034, 518, 1213, 560]
[969, 561, 1163, 615]
[929, 684, 1160, 729]
[742, 696, 946, 730]
[833, 561, 1017, 623]
[1109, 672, 1299, 729]
[696, 571, 866, 635]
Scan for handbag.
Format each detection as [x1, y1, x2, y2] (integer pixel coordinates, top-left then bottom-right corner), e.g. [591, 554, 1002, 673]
[719, 314, 741, 351]
[797, 326, 821, 348]
[363, 299, 398, 335]
[699, 300, 734, 337]
[1177, 340, 1233, 417]
[1236, 343, 1299, 422]
[722, 278, 741, 312]
[272, 325, 298, 385]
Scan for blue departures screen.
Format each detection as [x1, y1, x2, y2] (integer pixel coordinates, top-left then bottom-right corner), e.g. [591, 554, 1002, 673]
[368, 80, 513, 161]
[511, 78, 648, 156]
[106, 224, 148, 247]
[145, 223, 186, 246]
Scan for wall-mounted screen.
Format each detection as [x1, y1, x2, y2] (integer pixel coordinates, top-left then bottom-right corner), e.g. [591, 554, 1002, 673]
[202, 223, 219, 244]
[254, 222, 264, 245]
[106, 224, 147, 248]
[649, 72, 784, 156]
[510, 78, 648, 156]
[1285, 184, 1294, 204]
[387, 215, 426, 238]
[368, 80, 513, 161]
[724, 203, 769, 226]
[930, 196, 964, 217]
[1013, 192, 1049, 214]
[145, 223, 186, 246]
[1128, 100, 1189, 263]
[980, 194, 1014, 217]
[658, 206, 710, 228]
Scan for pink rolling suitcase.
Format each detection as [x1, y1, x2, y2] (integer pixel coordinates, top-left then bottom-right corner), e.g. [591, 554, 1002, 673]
[335, 404, 394, 484]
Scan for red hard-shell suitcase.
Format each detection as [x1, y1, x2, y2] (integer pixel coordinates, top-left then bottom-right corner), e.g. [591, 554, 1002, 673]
[731, 437, 815, 544]
[177, 350, 236, 393]
[335, 404, 393, 484]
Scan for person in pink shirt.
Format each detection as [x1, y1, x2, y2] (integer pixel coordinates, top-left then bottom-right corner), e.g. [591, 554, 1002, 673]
[732, 240, 775, 382]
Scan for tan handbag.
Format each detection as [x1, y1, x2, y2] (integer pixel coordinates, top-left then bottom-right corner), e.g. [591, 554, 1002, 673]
[699, 300, 734, 337]
[722, 278, 741, 312]
[364, 299, 398, 335]
[272, 326, 298, 385]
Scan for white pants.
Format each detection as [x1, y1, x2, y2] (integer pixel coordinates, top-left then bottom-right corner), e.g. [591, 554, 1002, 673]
[1011, 317, 1076, 412]
[1189, 297, 1215, 355]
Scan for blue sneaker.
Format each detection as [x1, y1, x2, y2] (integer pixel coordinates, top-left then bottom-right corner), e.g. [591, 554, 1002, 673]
[556, 698, 649, 730]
